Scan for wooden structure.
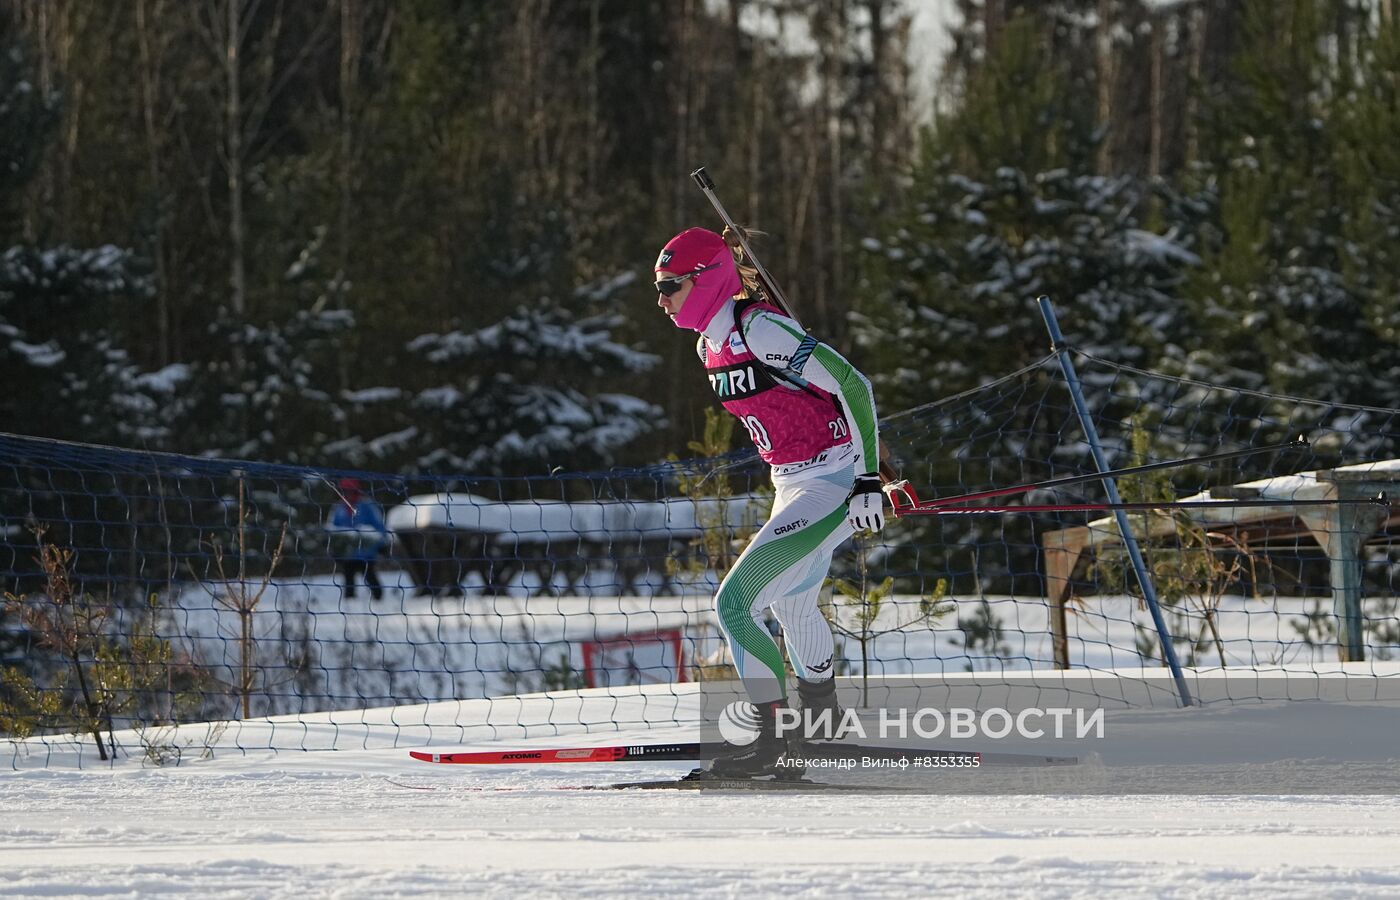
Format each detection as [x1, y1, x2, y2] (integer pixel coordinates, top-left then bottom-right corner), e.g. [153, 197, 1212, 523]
[1043, 461, 1400, 667]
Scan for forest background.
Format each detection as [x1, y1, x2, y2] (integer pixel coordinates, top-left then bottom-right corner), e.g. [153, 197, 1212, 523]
[2, 0, 1398, 477]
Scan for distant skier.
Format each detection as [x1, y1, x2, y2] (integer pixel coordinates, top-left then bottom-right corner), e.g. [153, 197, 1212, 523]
[653, 226, 885, 778]
[328, 477, 391, 601]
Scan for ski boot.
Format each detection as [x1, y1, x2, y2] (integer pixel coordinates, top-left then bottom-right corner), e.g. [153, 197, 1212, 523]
[796, 677, 842, 718]
[687, 700, 800, 781]
[793, 677, 847, 743]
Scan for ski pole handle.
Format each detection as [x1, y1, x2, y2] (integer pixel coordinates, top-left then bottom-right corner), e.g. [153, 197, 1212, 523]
[690, 166, 799, 327]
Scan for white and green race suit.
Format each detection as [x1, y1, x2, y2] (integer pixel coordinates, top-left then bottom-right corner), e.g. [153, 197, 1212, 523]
[698, 297, 880, 704]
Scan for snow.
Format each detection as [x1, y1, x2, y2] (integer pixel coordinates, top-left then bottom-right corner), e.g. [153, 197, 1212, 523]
[1140, 0, 1206, 11]
[6, 682, 1400, 898]
[133, 362, 191, 393]
[385, 491, 765, 539]
[416, 384, 464, 409]
[5, 772, 1400, 899]
[1123, 228, 1201, 266]
[123, 571, 1400, 727]
[574, 270, 637, 302]
[6, 765, 1398, 899]
[340, 386, 403, 404]
[1076, 457, 1400, 542]
[161, 579, 725, 713]
[8, 339, 65, 367]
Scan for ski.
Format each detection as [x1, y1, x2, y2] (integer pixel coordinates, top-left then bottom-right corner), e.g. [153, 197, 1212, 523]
[408, 743, 708, 765]
[409, 741, 1077, 768]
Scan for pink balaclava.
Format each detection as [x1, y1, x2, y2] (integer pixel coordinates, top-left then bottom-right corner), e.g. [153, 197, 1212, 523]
[654, 228, 742, 332]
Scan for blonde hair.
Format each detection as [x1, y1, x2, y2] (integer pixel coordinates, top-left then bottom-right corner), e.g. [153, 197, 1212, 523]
[721, 224, 763, 299]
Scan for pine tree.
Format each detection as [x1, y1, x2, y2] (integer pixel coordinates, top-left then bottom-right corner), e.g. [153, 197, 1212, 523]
[1188, 0, 1400, 409]
[848, 7, 1217, 593]
[400, 277, 664, 477]
[0, 32, 177, 447]
[1335, 11, 1400, 376]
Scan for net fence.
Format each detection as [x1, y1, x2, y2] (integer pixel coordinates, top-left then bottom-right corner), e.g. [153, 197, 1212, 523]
[878, 350, 1400, 678]
[3, 350, 1398, 763]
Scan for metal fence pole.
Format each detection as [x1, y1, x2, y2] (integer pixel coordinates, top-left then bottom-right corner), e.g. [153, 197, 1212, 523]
[1037, 296, 1194, 707]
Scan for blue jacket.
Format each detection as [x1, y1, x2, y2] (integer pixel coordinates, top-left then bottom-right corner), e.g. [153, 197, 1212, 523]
[329, 500, 390, 560]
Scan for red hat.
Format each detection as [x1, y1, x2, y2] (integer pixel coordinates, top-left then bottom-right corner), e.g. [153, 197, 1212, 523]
[337, 477, 364, 495]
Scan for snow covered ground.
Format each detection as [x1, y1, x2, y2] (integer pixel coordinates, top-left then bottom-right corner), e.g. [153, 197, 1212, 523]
[158, 573, 1400, 721]
[8, 759, 1400, 899]
[6, 681, 1400, 899]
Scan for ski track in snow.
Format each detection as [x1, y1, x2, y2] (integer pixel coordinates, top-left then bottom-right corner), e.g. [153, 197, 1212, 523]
[6, 757, 1400, 899]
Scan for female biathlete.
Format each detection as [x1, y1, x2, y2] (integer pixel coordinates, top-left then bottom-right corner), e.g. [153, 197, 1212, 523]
[653, 226, 886, 778]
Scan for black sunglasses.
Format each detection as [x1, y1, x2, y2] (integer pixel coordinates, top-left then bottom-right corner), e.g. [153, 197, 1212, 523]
[655, 263, 719, 296]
